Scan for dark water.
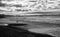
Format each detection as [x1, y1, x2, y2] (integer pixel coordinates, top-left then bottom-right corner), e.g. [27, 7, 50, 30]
[8, 23, 28, 26]
[0, 14, 6, 18]
[0, 26, 56, 37]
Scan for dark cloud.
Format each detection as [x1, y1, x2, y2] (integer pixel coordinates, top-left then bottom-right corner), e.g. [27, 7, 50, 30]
[0, 2, 6, 7]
